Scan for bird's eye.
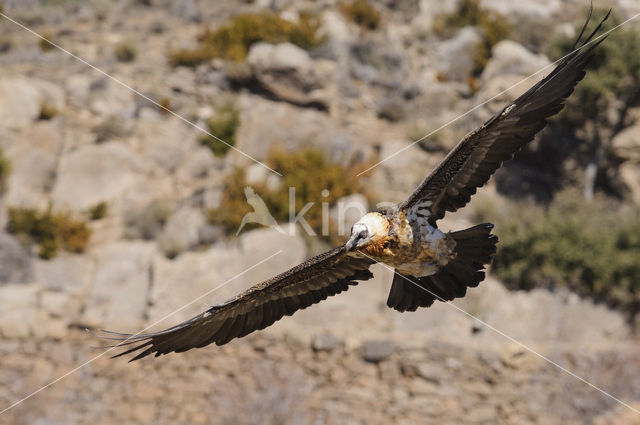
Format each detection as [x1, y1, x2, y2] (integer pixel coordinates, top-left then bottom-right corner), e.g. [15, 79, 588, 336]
[359, 229, 368, 239]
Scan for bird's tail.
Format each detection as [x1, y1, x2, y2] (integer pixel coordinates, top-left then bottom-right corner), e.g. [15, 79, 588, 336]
[386, 223, 497, 312]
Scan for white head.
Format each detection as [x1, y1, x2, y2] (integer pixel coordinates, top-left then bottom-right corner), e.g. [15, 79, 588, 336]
[345, 212, 388, 251]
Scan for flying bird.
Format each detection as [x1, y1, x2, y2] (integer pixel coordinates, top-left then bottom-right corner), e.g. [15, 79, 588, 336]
[101, 10, 609, 361]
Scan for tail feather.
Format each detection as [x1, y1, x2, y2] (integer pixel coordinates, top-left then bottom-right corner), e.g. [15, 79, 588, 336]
[386, 223, 498, 312]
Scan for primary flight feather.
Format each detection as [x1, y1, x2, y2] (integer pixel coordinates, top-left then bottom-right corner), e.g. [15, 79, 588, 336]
[100, 10, 609, 361]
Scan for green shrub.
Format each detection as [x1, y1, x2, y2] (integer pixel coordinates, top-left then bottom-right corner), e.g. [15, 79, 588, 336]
[114, 40, 137, 62]
[432, 0, 510, 76]
[199, 100, 240, 157]
[124, 199, 173, 240]
[340, 0, 381, 30]
[7, 207, 91, 259]
[0, 149, 10, 193]
[168, 12, 323, 66]
[486, 191, 640, 321]
[38, 33, 56, 52]
[38, 103, 58, 120]
[209, 148, 372, 244]
[89, 202, 108, 220]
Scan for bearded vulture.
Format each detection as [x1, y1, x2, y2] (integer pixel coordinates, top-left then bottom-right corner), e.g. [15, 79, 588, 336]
[102, 11, 609, 361]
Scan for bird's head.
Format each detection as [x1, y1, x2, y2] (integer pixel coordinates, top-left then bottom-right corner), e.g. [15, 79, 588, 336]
[346, 212, 389, 252]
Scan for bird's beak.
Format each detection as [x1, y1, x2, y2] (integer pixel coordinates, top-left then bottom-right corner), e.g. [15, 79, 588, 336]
[345, 234, 358, 251]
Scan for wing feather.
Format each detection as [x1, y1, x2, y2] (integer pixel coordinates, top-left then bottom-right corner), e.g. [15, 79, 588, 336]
[100, 245, 374, 361]
[399, 10, 609, 223]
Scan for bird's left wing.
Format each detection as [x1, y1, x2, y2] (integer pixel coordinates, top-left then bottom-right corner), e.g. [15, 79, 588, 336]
[99, 246, 374, 361]
[398, 10, 609, 224]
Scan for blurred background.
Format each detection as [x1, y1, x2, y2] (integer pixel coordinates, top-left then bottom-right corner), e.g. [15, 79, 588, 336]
[0, 0, 639, 424]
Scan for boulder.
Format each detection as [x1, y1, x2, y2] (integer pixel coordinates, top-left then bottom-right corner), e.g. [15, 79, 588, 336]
[0, 232, 34, 284]
[245, 43, 329, 110]
[88, 78, 136, 118]
[51, 142, 147, 211]
[312, 333, 344, 352]
[3, 143, 57, 209]
[0, 283, 40, 338]
[157, 206, 207, 257]
[481, 40, 550, 82]
[81, 241, 155, 330]
[431, 28, 483, 82]
[0, 77, 63, 129]
[362, 339, 395, 362]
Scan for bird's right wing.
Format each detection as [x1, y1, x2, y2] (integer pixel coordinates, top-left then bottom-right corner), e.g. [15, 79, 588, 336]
[99, 246, 375, 361]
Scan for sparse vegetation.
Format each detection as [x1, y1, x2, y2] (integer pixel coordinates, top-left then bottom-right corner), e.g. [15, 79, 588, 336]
[0, 149, 10, 193]
[89, 202, 108, 220]
[432, 0, 510, 76]
[38, 33, 56, 52]
[169, 12, 323, 66]
[93, 117, 128, 143]
[209, 148, 372, 244]
[199, 100, 240, 157]
[38, 103, 58, 120]
[480, 191, 640, 322]
[340, 0, 381, 30]
[7, 207, 91, 259]
[114, 40, 137, 62]
[125, 199, 173, 240]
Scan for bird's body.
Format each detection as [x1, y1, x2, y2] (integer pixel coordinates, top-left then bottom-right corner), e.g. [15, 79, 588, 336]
[350, 211, 454, 277]
[101, 9, 610, 361]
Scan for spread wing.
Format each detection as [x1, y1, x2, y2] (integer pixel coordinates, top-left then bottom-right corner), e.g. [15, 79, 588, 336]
[99, 246, 374, 361]
[398, 10, 609, 224]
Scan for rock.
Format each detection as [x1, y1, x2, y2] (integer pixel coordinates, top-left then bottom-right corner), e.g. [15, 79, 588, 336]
[312, 333, 344, 352]
[157, 206, 207, 257]
[89, 78, 136, 118]
[40, 290, 72, 317]
[481, 0, 561, 19]
[81, 241, 155, 330]
[362, 339, 395, 362]
[246, 43, 329, 110]
[35, 253, 93, 297]
[234, 95, 341, 162]
[0, 283, 40, 338]
[481, 40, 550, 82]
[52, 142, 147, 211]
[0, 78, 45, 129]
[431, 28, 483, 82]
[0, 232, 34, 284]
[137, 117, 196, 173]
[65, 74, 92, 108]
[3, 141, 58, 209]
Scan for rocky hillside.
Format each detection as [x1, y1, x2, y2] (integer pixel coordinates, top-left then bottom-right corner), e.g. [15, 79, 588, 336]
[1, 0, 640, 424]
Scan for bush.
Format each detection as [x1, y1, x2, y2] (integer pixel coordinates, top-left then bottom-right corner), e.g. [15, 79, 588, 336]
[0, 149, 10, 193]
[114, 40, 137, 62]
[124, 199, 173, 240]
[199, 100, 240, 157]
[38, 33, 56, 52]
[432, 0, 510, 76]
[89, 202, 108, 220]
[486, 191, 640, 321]
[7, 207, 91, 259]
[168, 12, 323, 66]
[339, 0, 381, 30]
[209, 148, 372, 244]
[38, 103, 58, 120]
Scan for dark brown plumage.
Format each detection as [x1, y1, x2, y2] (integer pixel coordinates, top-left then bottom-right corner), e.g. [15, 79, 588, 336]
[100, 9, 608, 361]
[398, 8, 610, 225]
